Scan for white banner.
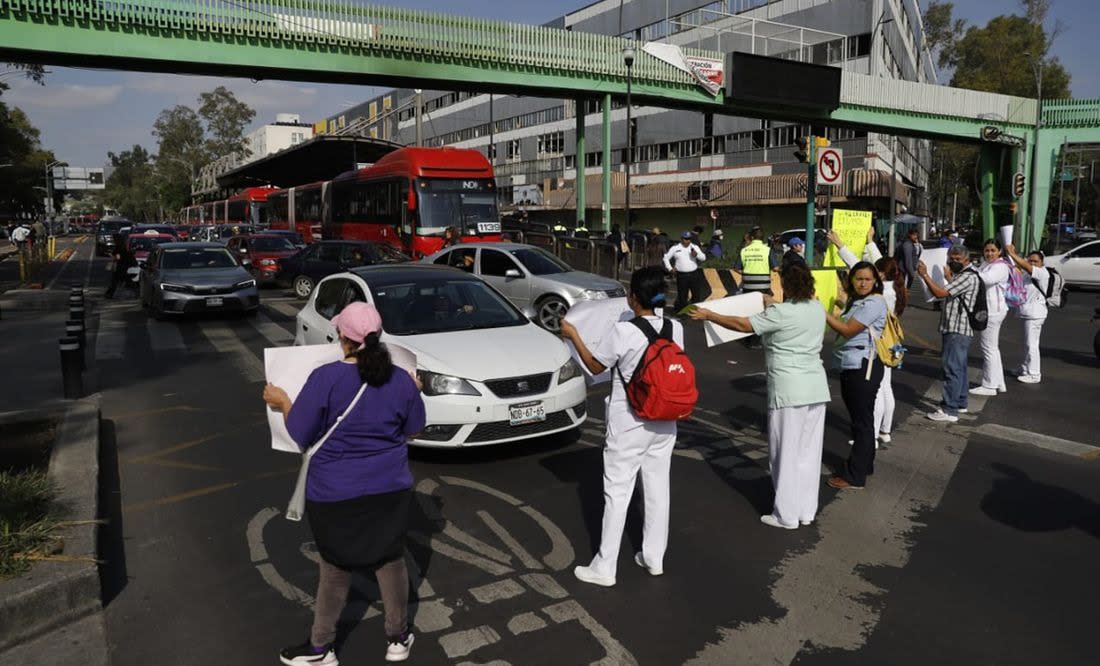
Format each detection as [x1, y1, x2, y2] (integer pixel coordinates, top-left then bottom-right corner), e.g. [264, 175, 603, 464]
[642, 43, 725, 96]
[562, 298, 633, 385]
[696, 292, 766, 347]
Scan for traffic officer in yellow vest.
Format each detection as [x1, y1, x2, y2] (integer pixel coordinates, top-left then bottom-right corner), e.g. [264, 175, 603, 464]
[737, 226, 776, 295]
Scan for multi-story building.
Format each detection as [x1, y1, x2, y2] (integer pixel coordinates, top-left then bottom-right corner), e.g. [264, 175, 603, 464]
[195, 113, 313, 197]
[318, 0, 936, 234]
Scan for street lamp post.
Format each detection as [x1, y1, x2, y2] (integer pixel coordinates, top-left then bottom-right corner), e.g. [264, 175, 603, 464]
[44, 159, 63, 224]
[871, 13, 897, 253]
[623, 45, 634, 230]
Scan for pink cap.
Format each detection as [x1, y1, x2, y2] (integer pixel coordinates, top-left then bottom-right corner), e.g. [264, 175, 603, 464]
[331, 302, 383, 345]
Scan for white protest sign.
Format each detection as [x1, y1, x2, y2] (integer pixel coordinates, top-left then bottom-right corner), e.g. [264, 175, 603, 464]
[562, 298, 632, 385]
[919, 247, 949, 302]
[264, 342, 418, 453]
[695, 292, 765, 346]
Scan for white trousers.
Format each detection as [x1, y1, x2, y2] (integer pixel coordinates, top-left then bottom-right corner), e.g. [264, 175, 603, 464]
[767, 403, 827, 527]
[979, 310, 1008, 390]
[588, 426, 676, 579]
[1022, 316, 1045, 378]
[873, 366, 895, 435]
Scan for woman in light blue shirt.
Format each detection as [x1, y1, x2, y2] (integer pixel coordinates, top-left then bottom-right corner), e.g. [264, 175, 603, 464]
[691, 263, 830, 529]
[825, 262, 887, 490]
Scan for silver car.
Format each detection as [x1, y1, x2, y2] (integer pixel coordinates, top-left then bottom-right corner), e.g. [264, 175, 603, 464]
[423, 242, 625, 331]
[139, 242, 259, 318]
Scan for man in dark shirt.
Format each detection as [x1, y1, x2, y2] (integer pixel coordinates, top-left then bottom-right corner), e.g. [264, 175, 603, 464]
[898, 228, 922, 288]
[781, 237, 807, 269]
[104, 238, 136, 298]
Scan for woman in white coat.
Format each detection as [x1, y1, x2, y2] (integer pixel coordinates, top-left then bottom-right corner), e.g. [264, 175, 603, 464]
[827, 230, 907, 446]
[560, 266, 683, 586]
[1004, 243, 1049, 383]
[971, 239, 1011, 396]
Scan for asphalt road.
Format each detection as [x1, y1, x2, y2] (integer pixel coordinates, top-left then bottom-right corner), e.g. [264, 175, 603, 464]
[8, 240, 1097, 665]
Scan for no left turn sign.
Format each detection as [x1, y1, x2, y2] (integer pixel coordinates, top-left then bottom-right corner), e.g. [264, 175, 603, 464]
[817, 147, 844, 186]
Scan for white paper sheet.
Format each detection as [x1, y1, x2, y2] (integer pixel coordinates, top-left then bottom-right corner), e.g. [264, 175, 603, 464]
[695, 292, 765, 347]
[264, 342, 418, 453]
[919, 247, 949, 302]
[562, 298, 633, 385]
[999, 225, 1014, 248]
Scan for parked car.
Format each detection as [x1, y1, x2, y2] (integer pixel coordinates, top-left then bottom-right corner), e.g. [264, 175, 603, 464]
[95, 218, 130, 256]
[423, 242, 625, 332]
[138, 242, 259, 318]
[277, 240, 410, 298]
[225, 234, 300, 286]
[124, 232, 176, 283]
[209, 224, 256, 244]
[295, 265, 586, 448]
[1045, 240, 1100, 287]
[262, 230, 306, 248]
[1075, 227, 1097, 242]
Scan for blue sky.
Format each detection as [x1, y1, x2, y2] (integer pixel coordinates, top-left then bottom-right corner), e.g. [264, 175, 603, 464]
[3, 0, 1096, 168]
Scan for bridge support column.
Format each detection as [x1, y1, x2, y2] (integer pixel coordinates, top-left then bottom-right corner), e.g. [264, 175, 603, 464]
[978, 144, 998, 241]
[1029, 132, 1063, 252]
[575, 99, 587, 229]
[602, 94, 612, 231]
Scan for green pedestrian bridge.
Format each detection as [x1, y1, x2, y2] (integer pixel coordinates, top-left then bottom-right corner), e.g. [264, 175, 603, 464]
[2, 0, 1098, 247]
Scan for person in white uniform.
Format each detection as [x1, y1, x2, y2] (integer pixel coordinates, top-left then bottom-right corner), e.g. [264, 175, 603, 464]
[1004, 244, 1049, 384]
[827, 230, 908, 446]
[971, 238, 1011, 396]
[560, 266, 683, 585]
[690, 262, 830, 528]
[663, 232, 709, 312]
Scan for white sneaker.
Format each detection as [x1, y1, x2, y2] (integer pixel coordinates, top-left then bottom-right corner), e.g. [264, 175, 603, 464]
[385, 633, 414, 662]
[927, 409, 959, 423]
[969, 386, 997, 396]
[878, 433, 892, 444]
[799, 519, 814, 526]
[1017, 374, 1041, 384]
[997, 386, 1008, 393]
[633, 552, 663, 576]
[958, 408, 969, 414]
[760, 514, 798, 530]
[574, 565, 615, 587]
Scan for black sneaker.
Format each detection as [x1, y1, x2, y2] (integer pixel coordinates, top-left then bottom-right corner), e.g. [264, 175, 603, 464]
[385, 631, 415, 662]
[280, 640, 338, 665]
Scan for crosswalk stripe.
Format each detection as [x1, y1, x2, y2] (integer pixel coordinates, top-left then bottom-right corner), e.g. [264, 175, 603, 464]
[199, 321, 265, 383]
[147, 318, 186, 352]
[94, 311, 127, 360]
[267, 301, 300, 318]
[253, 312, 295, 347]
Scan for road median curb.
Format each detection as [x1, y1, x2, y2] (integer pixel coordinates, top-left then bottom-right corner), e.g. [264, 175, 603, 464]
[0, 397, 102, 652]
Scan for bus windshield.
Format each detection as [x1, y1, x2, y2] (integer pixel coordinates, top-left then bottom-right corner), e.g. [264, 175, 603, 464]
[417, 179, 499, 237]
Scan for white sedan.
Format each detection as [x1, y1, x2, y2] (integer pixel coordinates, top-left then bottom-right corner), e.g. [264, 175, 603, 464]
[295, 264, 587, 447]
[1046, 240, 1100, 287]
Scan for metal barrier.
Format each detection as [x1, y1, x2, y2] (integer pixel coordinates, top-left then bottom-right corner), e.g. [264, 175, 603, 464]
[495, 229, 667, 283]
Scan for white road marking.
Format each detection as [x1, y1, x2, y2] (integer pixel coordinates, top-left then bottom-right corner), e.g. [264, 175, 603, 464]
[94, 311, 127, 360]
[439, 626, 500, 659]
[268, 301, 301, 318]
[507, 612, 547, 635]
[200, 321, 265, 382]
[45, 244, 79, 290]
[687, 382, 967, 664]
[468, 579, 525, 604]
[977, 423, 1099, 458]
[478, 510, 544, 571]
[252, 311, 295, 347]
[146, 319, 186, 352]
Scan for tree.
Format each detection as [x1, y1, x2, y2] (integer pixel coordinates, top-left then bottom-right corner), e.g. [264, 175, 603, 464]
[0, 100, 57, 221]
[950, 15, 1070, 98]
[922, 1, 967, 70]
[198, 86, 255, 161]
[152, 105, 206, 213]
[1, 63, 47, 86]
[104, 145, 159, 221]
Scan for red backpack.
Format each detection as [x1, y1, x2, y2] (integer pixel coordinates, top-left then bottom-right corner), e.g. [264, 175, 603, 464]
[618, 317, 698, 421]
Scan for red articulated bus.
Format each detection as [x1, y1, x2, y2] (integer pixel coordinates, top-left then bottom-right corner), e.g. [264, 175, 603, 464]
[326, 146, 502, 258]
[267, 181, 325, 244]
[179, 186, 276, 232]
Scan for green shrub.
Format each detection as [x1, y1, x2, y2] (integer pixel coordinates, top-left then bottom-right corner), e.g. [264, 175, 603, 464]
[0, 471, 62, 578]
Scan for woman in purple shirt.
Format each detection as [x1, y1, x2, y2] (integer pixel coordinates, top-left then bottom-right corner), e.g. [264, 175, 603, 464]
[264, 302, 425, 665]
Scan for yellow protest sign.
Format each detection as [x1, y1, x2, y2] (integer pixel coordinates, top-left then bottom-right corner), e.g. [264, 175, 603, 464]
[812, 268, 843, 317]
[823, 209, 874, 268]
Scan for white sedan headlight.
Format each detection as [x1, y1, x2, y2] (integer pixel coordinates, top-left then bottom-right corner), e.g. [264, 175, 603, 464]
[417, 370, 482, 396]
[557, 357, 582, 384]
[235, 278, 257, 289]
[582, 289, 610, 300]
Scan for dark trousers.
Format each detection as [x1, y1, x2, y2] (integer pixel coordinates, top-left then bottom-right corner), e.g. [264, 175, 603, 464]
[104, 266, 130, 298]
[674, 269, 709, 311]
[840, 359, 885, 486]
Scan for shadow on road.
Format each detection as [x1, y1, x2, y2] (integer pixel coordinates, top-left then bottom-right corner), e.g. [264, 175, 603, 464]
[97, 418, 128, 606]
[980, 463, 1100, 539]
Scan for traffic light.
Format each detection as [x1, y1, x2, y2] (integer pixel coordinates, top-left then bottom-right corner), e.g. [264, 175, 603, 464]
[1013, 172, 1026, 198]
[815, 136, 831, 148]
[794, 136, 811, 163]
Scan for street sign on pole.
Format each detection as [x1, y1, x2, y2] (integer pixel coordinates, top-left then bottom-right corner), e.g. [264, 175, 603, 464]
[817, 147, 844, 187]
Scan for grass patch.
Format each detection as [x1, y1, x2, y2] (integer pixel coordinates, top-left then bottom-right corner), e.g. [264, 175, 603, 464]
[0, 470, 64, 579]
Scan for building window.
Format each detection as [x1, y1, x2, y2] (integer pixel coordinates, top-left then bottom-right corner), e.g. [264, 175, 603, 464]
[537, 131, 564, 156]
[507, 139, 521, 162]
